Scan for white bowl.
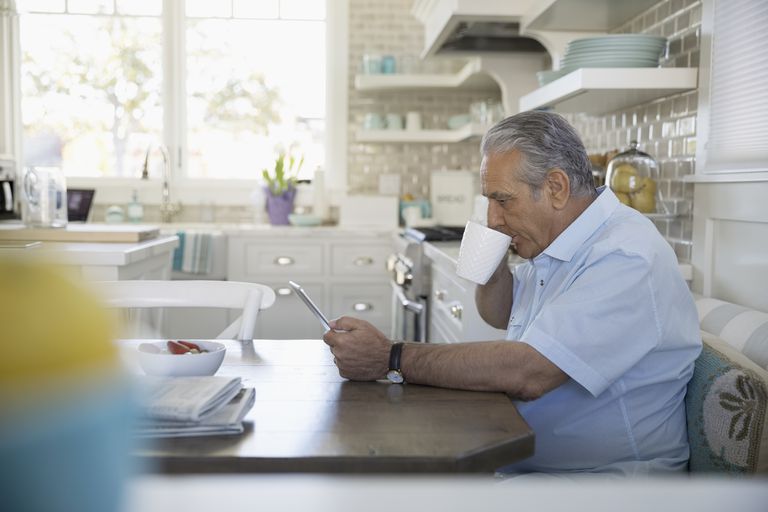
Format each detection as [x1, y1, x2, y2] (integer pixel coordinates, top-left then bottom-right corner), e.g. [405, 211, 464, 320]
[137, 340, 226, 377]
[288, 213, 322, 227]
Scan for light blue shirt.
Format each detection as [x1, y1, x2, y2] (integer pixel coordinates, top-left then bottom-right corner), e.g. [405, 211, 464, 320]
[501, 187, 701, 475]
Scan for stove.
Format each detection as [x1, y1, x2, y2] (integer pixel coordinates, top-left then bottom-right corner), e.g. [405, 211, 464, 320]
[403, 226, 465, 243]
[388, 226, 466, 342]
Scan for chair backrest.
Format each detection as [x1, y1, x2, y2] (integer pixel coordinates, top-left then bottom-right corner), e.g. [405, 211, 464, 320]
[94, 280, 276, 340]
[686, 331, 768, 474]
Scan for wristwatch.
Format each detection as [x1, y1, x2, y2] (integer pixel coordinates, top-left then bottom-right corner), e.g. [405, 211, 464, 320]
[386, 342, 405, 384]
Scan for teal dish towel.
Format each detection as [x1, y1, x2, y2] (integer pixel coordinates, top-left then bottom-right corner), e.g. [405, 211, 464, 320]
[181, 231, 213, 275]
[172, 231, 185, 272]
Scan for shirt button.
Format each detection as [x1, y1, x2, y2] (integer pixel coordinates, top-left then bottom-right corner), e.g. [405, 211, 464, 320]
[539, 279, 544, 286]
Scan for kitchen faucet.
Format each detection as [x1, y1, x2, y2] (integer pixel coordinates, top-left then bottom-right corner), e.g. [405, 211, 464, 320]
[141, 143, 181, 223]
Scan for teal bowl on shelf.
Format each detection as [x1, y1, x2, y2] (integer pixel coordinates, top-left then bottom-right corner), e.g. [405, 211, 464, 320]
[288, 213, 322, 227]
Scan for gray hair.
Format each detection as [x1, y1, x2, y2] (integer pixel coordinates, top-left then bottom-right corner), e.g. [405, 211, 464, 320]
[480, 111, 595, 198]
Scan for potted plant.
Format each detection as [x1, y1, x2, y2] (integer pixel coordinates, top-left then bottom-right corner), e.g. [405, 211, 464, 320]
[262, 153, 303, 225]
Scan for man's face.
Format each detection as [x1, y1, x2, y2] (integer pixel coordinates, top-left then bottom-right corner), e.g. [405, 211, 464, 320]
[481, 150, 558, 260]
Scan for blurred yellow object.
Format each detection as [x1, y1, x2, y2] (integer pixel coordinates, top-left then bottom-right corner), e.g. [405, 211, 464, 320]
[0, 258, 118, 392]
[609, 164, 640, 194]
[615, 192, 632, 206]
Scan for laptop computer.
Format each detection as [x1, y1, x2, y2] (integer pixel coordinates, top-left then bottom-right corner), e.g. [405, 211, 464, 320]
[67, 188, 95, 222]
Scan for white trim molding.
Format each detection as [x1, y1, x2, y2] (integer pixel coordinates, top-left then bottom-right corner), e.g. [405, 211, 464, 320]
[0, 0, 22, 164]
[325, 0, 349, 200]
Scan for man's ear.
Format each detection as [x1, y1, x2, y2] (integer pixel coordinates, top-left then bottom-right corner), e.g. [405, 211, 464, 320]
[545, 169, 570, 210]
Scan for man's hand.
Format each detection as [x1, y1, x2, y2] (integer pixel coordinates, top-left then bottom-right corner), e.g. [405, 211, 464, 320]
[322, 316, 392, 381]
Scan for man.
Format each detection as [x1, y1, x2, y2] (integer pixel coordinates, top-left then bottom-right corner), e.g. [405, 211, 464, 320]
[323, 111, 701, 475]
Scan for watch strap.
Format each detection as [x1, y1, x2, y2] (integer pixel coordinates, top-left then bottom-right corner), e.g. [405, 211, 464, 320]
[389, 342, 404, 373]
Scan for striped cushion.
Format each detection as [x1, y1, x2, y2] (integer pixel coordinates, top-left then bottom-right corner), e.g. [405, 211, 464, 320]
[695, 297, 768, 370]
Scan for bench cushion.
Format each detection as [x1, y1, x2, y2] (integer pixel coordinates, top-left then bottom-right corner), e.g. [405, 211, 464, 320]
[694, 297, 768, 370]
[686, 331, 768, 473]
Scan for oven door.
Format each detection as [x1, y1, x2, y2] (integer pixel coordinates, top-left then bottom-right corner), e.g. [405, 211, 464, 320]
[390, 282, 427, 342]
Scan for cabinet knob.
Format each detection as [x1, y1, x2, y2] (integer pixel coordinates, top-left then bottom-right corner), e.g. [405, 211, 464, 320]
[434, 290, 446, 301]
[354, 256, 374, 266]
[275, 287, 292, 296]
[450, 304, 463, 320]
[353, 302, 373, 312]
[274, 256, 295, 266]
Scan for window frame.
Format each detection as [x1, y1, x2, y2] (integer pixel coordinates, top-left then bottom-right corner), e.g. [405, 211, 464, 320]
[691, 0, 768, 183]
[12, 0, 345, 207]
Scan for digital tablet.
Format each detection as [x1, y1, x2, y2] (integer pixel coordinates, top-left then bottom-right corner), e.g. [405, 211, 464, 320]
[288, 280, 332, 333]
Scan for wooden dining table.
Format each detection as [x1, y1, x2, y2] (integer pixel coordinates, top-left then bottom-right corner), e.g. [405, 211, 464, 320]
[127, 339, 534, 474]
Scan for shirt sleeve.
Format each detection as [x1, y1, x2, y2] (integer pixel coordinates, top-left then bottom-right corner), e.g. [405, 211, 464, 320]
[519, 252, 661, 397]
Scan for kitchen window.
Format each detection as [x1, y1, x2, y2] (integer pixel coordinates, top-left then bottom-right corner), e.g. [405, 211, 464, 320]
[16, 0, 326, 185]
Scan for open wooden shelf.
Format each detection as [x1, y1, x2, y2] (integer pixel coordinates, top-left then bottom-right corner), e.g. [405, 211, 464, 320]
[354, 59, 498, 92]
[356, 123, 484, 143]
[519, 67, 698, 114]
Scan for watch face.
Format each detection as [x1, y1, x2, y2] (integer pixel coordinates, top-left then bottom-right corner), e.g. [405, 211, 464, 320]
[386, 370, 404, 384]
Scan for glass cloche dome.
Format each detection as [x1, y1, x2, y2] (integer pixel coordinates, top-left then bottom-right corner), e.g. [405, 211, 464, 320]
[605, 140, 669, 216]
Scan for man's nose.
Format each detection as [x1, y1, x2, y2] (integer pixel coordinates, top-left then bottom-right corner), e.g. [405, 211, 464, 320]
[487, 200, 503, 228]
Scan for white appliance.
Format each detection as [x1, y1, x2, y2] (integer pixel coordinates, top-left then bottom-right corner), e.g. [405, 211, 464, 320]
[430, 170, 476, 227]
[338, 195, 398, 229]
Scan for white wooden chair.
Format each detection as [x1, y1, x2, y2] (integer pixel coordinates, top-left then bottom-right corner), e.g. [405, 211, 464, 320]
[94, 280, 276, 341]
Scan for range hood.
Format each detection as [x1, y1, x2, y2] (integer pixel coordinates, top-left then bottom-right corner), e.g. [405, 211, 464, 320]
[440, 20, 546, 54]
[412, 0, 545, 58]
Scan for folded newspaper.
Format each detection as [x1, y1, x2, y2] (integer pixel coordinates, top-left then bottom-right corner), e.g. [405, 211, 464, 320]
[135, 376, 254, 438]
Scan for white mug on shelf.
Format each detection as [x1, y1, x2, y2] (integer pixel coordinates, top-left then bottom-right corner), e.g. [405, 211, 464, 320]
[405, 111, 422, 131]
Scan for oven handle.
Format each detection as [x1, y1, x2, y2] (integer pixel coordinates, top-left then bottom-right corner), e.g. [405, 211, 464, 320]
[392, 284, 424, 314]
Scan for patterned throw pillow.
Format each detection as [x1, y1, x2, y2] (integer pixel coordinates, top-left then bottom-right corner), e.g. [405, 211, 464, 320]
[686, 331, 768, 473]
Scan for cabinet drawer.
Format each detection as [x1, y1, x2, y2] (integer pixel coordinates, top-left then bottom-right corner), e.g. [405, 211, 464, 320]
[430, 264, 471, 330]
[330, 243, 391, 277]
[239, 241, 324, 278]
[330, 283, 391, 333]
[255, 282, 327, 340]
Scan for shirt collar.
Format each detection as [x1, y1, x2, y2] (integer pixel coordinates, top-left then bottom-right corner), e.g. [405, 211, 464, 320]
[539, 186, 618, 263]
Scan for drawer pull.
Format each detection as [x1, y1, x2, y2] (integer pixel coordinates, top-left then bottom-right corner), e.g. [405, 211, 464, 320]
[450, 304, 463, 320]
[434, 290, 446, 301]
[354, 256, 374, 266]
[275, 287, 293, 296]
[274, 256, 295, 266]
[353, 302, 373, 312]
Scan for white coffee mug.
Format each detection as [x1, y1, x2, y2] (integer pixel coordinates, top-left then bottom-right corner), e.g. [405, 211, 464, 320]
[455, 221, 512, 285]
[406, 111, 422, 131]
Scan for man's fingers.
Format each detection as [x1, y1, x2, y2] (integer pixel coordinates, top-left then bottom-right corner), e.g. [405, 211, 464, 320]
[332, 315, 371, 332]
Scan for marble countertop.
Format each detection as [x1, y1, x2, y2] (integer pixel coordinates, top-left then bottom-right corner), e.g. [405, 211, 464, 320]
[27, 235, 179, 266]
[159, 222, 395, 239]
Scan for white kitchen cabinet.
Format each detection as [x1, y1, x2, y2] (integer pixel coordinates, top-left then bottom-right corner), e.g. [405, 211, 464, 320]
[330, 283, 391, 333]
[429, 260, 508, 344]
[330, 243, 391, 278]
[228, 228, 393, 340]
[257, 281, 327, 340]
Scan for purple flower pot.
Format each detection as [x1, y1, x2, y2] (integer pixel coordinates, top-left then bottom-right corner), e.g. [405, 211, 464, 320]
[264, 186, 296, 225]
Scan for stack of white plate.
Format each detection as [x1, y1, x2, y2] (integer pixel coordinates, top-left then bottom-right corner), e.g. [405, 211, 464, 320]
[560, 34, 667, 73]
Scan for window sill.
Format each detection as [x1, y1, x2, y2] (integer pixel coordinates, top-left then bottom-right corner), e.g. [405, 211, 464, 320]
[682, 171, 768, 184]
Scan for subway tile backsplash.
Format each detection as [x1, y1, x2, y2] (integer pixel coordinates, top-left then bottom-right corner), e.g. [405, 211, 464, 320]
[347, 0, 498, 199]
[350, 0, 699, 262]
[568, 0, 701, 262]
